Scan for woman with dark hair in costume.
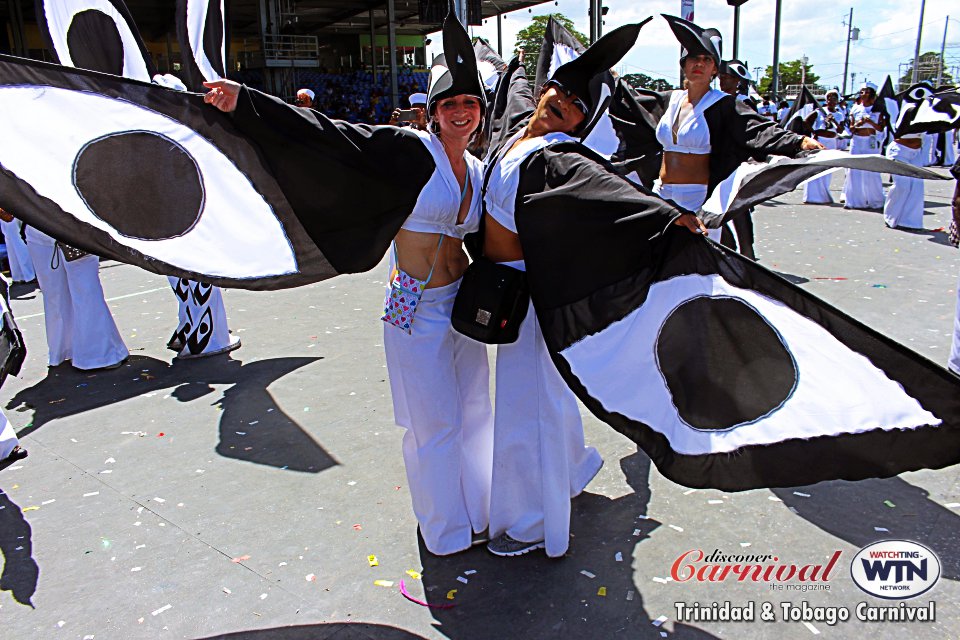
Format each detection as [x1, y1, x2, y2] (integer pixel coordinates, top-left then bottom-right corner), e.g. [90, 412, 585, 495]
[480, 22, 704, 558]
[652, 15, 822, 241]
[204, 15, 493, 556]
[842, 82, 886, 209]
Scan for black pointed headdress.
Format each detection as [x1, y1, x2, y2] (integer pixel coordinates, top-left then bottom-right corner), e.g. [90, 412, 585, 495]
[662, 14, 722, 68]
[719, 59, 751, 82]
[545, 19, 649, 138]
[426, 12, 486, 114]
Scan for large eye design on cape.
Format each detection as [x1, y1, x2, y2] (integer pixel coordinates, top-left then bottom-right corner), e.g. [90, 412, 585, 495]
[0, 85, 298, 280]
[38, 0, 154, 81]
[559, 273, 938, 456]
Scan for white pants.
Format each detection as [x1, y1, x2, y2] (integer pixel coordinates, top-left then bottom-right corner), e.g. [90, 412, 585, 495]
[883, 143, 925, 230]
[922, 133, 935, 166]
[490, 261, 603, 557]
[943, 130, 957, 167]
[0, 409, 18, 460]
[653, 181, 721, 242]
[26, 228, 128, 369]
[384, 279, 494, 555]
[843, 135, 885, 209]
[1, 219, 35, 283]
[803, 136, 839, 203]
[950, 269, 960, 376]
[167, 277, 237, 357]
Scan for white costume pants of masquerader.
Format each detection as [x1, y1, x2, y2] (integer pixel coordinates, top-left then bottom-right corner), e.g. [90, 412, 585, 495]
[803, 136, 839, 203]
[490, 260, 603, 558]
[1, 219, 34, 283]
[25, 227, 127, 370]
[950, 268, 960, 376]
[384, 279, 494, 556]
[883, 142, 925, 230]
[653, 181, 722, 242]
[167, 277, 239, 358]
[944, 130, 957, 167]
[843, 135, 885, 209]
[0, 408, 18, 460]
[922, 133, 936, 166]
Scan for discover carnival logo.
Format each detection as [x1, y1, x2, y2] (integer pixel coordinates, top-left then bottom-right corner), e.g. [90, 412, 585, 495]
[850, 540, 941, 599]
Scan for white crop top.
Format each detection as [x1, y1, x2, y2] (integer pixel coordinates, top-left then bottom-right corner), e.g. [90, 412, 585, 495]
[655, 89, 725, 155]
[402, 130, 484, 239]
[483, 130, 575, 234]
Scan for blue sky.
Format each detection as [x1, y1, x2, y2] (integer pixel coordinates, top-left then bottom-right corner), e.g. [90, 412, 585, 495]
[428, 0, 957, 91]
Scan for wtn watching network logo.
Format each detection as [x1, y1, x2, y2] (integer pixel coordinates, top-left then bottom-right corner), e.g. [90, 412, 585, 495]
[850, 540, 941, 599]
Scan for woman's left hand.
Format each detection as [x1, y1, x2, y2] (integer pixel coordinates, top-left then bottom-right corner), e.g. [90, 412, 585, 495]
[674, 213, 708, 235]
[801, 136, 825, 151]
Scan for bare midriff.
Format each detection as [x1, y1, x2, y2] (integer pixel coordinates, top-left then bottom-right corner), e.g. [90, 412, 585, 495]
[660, 151, 711, 185]
[894, 137, 923, 149]
[852, 127, 878, 136]
[813, 130, 838, 138]
[482, 214, 524, 263]
[394, 229, 470, 288]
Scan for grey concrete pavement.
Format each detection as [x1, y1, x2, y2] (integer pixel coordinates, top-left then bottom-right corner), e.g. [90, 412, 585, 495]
[2, 168, 960, 640]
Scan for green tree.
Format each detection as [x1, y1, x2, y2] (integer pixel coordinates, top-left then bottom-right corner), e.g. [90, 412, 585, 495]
[899, 51, 954, 87]
[623, 73, 675, 91]
[756, 59, 820, 96]
[514, 14, 588, 67]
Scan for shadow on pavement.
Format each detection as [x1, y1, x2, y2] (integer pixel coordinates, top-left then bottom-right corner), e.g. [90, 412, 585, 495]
[6, 355, 337, 473]
[0, 488, 38, 608]
[197, 622, 429, 639]
[772, 476, 960, 580]
[415, 451, 719, 639]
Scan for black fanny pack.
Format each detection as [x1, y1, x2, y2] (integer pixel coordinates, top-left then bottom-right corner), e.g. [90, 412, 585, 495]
[451, 256, 529, 344]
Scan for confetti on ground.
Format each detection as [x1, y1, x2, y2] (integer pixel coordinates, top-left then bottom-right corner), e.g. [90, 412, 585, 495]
[768, 496, 782, 502]
[83, 492, 99, 497]
[130, 567, 142, 572]
[222, 587, 231, 594]
[22, 506, 39, 512]
[135, 545, 145, 550]
[41, 499, 56, 505]
[456, 576, 469, 584]
[305, 574, 316, 582]
[813, 277, 847, 281]
[231, 555, 251, 563]
[399, 579, 455, 609]
[367, 555, 379, 567]
[793, 492, 811, 497]
[626, 590, 635, 601]
[652, 615, 668, 627]
[99, 470, 113, 475]
[884, 500, 896, 508]
[347, 481, 357, 486]
[803, 621, 820, 635]
[682, 489, 696, 495]
[57, 621, 65, 628]
[406, 570, 421, 580]
[945, 503, 960, 509]
[740, 542, 752, 547]
[707, 500, 724, 505]
[661, 633, 668, 639]
[668, 525, 684, 532]
[632, 529, 642, 536]
[463, 569, 476, 575]
[353, 524, 363, 531]
[874, 527, 889, 532]
[446, 589, 457, 600]
[104, 458, 116, 464]
[157, 433, 165, 437]
[871, 284, 887, 289]
[259, 593, 268, 600]
[150, 604, 171, 616]
[597, 587, 607, 596]
[652, 577, 669, 584]
[580, 570, 596, 579]
[153, 497, 165, 504]
[615, 552, 623, 562]
[374, 580, 394, 587]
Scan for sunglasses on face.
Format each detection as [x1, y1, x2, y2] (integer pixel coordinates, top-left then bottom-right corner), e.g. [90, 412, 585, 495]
[548, 82, 589, 116]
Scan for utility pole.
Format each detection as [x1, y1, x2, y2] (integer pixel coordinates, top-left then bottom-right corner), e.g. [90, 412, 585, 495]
[842, 8, 853, 96]
[733, 5, 741, 59]
[771, 0, 783, 100]
[801, 54, 808, 87]
[936, 16, 949, 86]
[911, 0, 926, 84]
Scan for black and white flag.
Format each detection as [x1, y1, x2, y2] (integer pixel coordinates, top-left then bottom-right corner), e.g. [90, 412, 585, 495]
[895, 83, 960, 137]
[699, 149, 947, 228]
[778, 86, 819, 134]
[35, 0, 156, 81]
[0, 56, 435, 290]
[176, 0, 228, 91]
[472, 37, 505, 95]
[515, 142, 960, 490]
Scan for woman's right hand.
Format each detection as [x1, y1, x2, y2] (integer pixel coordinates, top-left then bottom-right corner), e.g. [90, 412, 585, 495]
[674, 213, 708, 235]
[203, 79, 241, 113]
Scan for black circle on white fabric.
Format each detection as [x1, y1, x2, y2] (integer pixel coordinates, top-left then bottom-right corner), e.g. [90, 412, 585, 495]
[656, 296, 798, 431]
[73, 131, 204, 240]
[67, 10, 124, 76]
